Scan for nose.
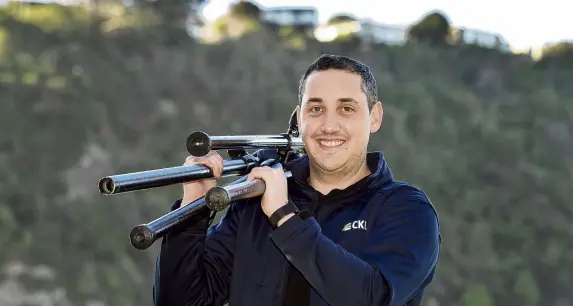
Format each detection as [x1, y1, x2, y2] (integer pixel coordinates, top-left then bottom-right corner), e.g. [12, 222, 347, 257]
[320, 110, 340, 133]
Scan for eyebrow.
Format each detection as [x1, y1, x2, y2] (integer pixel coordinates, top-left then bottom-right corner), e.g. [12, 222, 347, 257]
[306, 97, 358, 103]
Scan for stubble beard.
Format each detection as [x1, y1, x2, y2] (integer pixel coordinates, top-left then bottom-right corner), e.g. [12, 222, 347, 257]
[309, 149, 367, 180]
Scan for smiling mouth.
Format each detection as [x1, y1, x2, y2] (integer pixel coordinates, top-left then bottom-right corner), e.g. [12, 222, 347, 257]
[317, 139, 346, 149]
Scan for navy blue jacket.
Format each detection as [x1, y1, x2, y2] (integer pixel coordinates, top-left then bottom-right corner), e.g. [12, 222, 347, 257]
[153, 150, 440, 306]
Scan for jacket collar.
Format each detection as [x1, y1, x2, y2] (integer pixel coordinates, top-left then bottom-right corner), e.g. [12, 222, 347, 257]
[285, 151, 393, 213]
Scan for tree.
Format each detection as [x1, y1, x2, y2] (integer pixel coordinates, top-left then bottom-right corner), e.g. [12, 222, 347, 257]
[407, 11, 451, 45]
[229, 0, 261, 20]
[536, 41, 573, 69]
[327, 14, 357, 25]
[132, 0, 207, 44]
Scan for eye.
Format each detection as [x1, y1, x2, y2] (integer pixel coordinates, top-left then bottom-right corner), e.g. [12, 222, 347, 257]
[342, 106, 354, 112]
[309, 106, 322, 113]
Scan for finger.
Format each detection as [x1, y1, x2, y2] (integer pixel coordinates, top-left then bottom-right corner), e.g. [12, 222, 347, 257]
[217, 154, 225, 177]
[202, 159, 220, 176]
[200, 151, 223, 177]
[184, 155, 196, 165]
[183, 156, 206, 166]
[184, 156, 217, 175]
[247, 166, 271, 181]
[211, 155, 223, 178]
[247, 169, 255, 181]
[205, 150, 218, 158]
[247, 167, 261, 181]
[184, 149, 217, 163]
[274, 169, 286, 178]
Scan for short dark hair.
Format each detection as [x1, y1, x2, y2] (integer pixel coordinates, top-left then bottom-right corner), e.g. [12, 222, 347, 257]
[297, 54, 378, 110]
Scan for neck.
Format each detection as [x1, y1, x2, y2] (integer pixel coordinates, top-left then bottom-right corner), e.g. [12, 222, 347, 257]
[308, 157, 371, 195]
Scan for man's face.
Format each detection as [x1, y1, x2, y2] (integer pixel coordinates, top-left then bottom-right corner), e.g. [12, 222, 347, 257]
[297, 69, 382, 173]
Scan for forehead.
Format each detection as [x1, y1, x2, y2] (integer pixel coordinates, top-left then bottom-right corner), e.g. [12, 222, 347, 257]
[302, 70, 364, 101]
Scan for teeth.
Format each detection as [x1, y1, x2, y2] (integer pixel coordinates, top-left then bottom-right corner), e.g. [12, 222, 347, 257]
[319, 140, 344, 147]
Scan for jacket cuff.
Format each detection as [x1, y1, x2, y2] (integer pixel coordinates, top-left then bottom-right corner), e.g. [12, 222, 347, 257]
[269, 214, 317, 247]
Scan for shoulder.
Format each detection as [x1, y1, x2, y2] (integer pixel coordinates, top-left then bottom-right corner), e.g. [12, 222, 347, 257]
[376, 180, 431, 203]
[377, 180, 435, 211]
[372, 181, 439, 233]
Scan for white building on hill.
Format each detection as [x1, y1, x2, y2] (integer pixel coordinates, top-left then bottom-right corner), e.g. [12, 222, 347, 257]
[314, 18, 407, 45]
[451, 27, 511, 51]
[259, 5, 318, 28]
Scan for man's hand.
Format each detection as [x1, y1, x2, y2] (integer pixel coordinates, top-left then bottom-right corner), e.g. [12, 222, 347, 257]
[247, 166, 292, 225]
[181, 151, 223, 207]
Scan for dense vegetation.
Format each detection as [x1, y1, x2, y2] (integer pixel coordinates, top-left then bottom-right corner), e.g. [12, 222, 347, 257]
[1, 2, 572, 305]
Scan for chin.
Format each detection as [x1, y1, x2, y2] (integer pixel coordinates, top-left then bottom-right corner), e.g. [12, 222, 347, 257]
[316, 161, 346, 173]
[308, 150, 347, 171]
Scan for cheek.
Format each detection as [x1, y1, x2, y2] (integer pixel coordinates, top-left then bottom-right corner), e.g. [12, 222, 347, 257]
[346, 122, 370, 142]
[300, 121, 318, 137]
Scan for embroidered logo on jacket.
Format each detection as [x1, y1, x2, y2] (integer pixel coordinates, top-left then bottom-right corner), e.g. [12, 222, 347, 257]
[342, 220, 367, 231]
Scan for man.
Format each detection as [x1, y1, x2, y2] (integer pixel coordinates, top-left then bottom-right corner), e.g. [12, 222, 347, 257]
[153, 54, 440, 306]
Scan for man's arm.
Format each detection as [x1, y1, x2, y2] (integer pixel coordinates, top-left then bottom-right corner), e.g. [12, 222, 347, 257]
[269, 187, 440, 306]
[153, 199, 243, 306]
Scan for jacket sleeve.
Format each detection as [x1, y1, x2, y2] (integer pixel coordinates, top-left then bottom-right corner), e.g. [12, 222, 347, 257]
[153, 199, 243, 306]
[269, 187, 440, 306]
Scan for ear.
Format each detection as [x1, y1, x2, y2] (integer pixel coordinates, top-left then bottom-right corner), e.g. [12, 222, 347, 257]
[296, 105, 301, 127]
[369, 101, 383, 133]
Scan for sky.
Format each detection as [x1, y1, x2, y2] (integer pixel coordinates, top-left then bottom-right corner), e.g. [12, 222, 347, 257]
[202, 0, 573, 50]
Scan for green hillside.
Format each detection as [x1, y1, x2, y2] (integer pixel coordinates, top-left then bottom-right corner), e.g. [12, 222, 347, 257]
[1, 3, 572, 306]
